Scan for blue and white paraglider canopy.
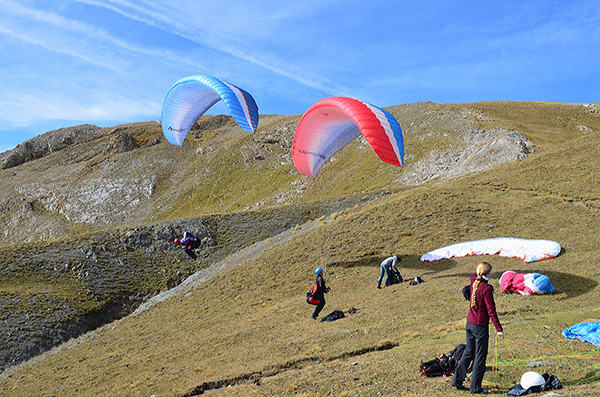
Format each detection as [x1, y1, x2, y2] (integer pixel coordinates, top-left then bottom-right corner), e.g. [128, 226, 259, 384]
[161, 74, 259, 145]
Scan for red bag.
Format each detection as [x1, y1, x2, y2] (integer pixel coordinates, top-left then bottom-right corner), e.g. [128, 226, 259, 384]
[306, 281, 321, 305]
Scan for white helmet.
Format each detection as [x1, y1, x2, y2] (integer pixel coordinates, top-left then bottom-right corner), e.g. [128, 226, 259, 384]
[520, 371, 545, 389]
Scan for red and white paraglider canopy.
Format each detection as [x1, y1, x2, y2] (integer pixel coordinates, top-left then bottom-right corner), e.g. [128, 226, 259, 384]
[292, 96, 404, 177]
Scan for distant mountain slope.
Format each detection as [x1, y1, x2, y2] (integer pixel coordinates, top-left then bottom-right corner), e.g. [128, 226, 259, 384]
[4, 102, 597, 247]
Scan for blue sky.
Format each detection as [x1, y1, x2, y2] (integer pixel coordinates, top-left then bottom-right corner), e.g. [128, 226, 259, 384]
[0, 0, 598, 152]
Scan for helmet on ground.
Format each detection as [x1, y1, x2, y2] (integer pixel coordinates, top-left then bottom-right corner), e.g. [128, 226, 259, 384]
[520, 371, 545, 389]
[315, 267, 323, 275]
[174, 238, 180, 244]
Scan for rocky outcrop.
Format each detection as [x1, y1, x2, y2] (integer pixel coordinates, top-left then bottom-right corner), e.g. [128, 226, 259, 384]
[0, 218, 215, 372]
[399, 127, 531, 185]
[0, 125, 101, 169]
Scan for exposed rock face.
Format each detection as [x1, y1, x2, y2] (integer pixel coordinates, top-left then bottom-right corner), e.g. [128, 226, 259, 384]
[0, 218, 215, 372]
[584, 103, 599, 113]
[0, 125, 100, 169]
[16, 175, 156, 224]
[399, 127, 531, 185]
[107, 130, 135, 153]
[253, 118, 296, 150]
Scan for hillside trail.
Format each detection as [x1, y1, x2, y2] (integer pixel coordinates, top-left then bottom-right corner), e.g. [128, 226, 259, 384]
[0, 216, 330, 380]
[133, 217, 328, 315]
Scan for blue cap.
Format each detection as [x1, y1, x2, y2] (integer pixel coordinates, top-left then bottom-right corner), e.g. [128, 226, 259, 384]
[315, 267, 323, 275]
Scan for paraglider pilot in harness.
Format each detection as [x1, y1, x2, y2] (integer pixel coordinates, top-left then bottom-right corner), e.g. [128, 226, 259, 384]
[377, 255, 402, 288]
[174, 231, 201, 259]
[311, 267, 329, 320]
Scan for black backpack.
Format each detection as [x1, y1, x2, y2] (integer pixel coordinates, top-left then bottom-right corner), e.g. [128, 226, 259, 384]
[447, 344, 466, 374]
[462, 285, 470, 300]
[388, 269, 403, 285]
[419, 354, 450, 377]
[320, 310, 345, 322]
[448, 343, 473, 374]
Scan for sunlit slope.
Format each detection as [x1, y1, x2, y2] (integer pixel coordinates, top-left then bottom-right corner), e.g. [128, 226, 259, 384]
[2, 111, 600, 395]
[2, 102, 598, 247]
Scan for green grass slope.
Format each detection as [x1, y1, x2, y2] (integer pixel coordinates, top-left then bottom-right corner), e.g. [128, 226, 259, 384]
[1, 103, 600, 396]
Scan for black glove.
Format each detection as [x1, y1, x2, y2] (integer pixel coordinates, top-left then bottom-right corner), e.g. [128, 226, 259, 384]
[462, 285, 470, 301]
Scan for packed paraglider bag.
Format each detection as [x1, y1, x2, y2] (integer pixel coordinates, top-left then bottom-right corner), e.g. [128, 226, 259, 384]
[320, 310, 345, 322]
[387, 268, 403, 285]
[419, 355, 450, 377]
[419, 343, 471, 377]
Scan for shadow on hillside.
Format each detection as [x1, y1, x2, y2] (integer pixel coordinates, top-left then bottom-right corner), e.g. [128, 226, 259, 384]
[430, 270, 597, 301]
[328, 254, 457, 276]
[519, 269, 597, 300]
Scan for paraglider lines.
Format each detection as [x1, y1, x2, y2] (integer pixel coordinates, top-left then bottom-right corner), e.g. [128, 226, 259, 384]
[487, 293, 600, 387]
[503, 293, 561, 351]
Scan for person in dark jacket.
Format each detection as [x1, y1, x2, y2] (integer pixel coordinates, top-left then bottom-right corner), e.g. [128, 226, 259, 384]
[311, 267, 329, 320]
[452, 261, 504, 394]
[174, 231, 200, 259]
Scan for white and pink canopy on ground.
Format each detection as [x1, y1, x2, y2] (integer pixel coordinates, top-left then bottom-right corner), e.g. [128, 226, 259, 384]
[499, 271, 555, 295]
[420, 237, 561, 263]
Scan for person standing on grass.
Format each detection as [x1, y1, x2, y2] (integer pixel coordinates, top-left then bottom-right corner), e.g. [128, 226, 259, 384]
[311, 267, 329, 320]
[452, 261, 504, 394]
[377, 255, 400, 288]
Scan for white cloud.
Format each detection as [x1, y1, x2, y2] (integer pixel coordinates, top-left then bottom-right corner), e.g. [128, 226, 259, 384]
[0, 89, 161, 129]
[74, 0, 354, 96]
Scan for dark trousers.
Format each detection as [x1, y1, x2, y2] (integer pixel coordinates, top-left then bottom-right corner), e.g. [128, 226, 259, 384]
[184, 248, 197, 259]
[311, 299, 325, 319]
[452, 321, 489, 393]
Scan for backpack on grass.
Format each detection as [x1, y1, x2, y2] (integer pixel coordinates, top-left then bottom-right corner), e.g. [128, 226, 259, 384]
[419, 354, 450, 377]
[419, 344, 472, 377]
[448, 343, 467, 374]
[320, 310, 345, 322]
[387, 269, 403, 285]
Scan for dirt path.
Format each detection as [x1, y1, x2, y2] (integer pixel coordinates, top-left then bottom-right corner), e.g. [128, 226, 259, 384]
[133, 218, 324, 314]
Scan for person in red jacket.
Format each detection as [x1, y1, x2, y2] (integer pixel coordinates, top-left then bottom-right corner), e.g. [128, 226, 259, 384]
[452, 262, 504, 394]
[311, 267, 329, 320]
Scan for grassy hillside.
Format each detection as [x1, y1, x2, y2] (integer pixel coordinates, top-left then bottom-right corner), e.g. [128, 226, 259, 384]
[1, 101, 600, 396]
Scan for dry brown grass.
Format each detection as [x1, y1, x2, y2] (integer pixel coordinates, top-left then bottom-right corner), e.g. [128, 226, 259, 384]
[2, 102, 600, 396]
